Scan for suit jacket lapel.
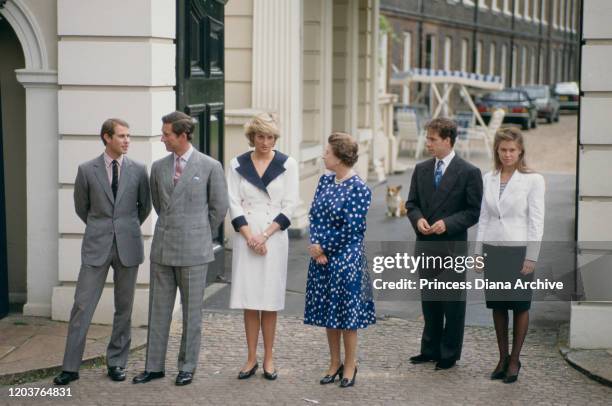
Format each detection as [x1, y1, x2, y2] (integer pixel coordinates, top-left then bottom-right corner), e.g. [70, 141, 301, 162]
[429, 155, 460, 215]
[499, 170, 521, 206]
[490, 171, 502, 214]
[421, 158, 435, 216]
[93, 154, 114, 204]
[114, 157, 133, 206]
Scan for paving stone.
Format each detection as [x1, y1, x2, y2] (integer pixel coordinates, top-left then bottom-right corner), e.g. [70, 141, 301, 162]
[1, 312, 610, 405]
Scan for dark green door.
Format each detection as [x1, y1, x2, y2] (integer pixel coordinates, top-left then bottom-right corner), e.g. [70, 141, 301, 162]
[176, 0, 225, 282]
[0, 84, 9, 318]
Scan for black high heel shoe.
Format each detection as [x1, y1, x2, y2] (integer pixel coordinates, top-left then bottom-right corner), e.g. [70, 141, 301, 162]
[320, 364, 343, 385]
[490, 355, 510, 380]
[238, 362, 258, 380]
[339, 366, 357, 388]
[503, 361, 521, 384]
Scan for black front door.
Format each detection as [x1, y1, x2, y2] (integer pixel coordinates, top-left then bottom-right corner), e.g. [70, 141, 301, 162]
[176, 0, 225, 282]
[0, 84, 9, 318]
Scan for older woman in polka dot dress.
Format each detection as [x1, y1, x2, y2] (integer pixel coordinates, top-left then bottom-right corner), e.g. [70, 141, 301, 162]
[304, 132, 375, 388]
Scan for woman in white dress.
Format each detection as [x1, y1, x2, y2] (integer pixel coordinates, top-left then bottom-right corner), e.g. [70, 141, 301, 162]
[228, 113, 299, 381]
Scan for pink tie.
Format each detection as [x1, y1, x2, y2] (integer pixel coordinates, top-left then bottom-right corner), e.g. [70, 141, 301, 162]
[173, 157, 183, 185]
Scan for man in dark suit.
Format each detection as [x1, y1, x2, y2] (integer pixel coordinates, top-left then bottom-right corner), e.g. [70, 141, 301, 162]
[54, 118, 152, 385]
[406, 117, 483, 370]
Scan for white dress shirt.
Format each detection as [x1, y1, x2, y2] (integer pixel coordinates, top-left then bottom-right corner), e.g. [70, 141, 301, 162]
[435, 149, 456, 177]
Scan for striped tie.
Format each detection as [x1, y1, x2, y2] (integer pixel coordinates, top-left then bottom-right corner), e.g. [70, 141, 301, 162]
[173, 156, 183, 186]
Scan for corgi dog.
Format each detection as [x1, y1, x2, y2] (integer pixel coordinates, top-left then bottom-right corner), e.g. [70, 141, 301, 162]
[386, 185, 408, 217]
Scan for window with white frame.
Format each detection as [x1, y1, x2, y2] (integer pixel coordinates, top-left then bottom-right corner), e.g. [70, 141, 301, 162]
[552, 0, 558, 28]
[542, 0, 548, 25]
[425, 34, 436, 70]
[524, 0, 531, 20]
[501, 44, 508, 84]
[479, 0, 489, 10]
[463, 0, 476, 7]
[521, 46, 527, 85]
[402, 32, 412, 104]
[539, 51, 544, 84]
[492, 0, 501, 12]
[511, 45, 518, 87]
[515, 0, 523, 18]
[489, 42, 496, 75]
[476, 41, 483, 73]
[503, 0, 511, 14]
[461, 39, 469, 71]
[533, 0, 540, 22]
[530, 48, 536, 84]
[560, 0, 566, 31]
[571, 0, 577, 32]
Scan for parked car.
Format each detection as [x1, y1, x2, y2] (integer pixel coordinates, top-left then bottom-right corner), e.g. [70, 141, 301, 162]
[517, 85, 560, 123]
[553, 81, 579, 111]
[476, 89, 538, 131]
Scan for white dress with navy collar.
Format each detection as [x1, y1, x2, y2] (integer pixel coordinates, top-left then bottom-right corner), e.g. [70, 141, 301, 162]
[228, 151, 299, 311]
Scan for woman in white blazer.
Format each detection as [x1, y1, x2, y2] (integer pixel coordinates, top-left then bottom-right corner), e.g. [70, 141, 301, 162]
[227, 113, 299, 381]
[475, 127, 545, 384]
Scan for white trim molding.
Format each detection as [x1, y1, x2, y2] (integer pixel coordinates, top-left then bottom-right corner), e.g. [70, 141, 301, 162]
[0, 0, 49, 70]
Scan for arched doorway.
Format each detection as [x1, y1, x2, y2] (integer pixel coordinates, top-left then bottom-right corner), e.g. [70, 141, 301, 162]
[0, 14, 26, 317]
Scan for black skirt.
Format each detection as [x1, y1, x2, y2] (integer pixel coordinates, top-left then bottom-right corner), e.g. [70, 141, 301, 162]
[483, 244, 533, 312]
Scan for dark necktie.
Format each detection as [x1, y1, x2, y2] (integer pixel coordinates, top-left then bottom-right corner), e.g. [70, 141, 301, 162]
[111, 160, 119, 199]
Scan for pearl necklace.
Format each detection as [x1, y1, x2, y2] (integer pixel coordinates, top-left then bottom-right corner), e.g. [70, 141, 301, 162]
[334, 170, 355, 184]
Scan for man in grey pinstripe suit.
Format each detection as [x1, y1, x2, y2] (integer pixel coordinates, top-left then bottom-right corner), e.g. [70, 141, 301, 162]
[133, 111, 228, 386]
[54, 118, 152, 385]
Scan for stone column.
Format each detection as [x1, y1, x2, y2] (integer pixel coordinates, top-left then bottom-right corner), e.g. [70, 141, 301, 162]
[51, 0, 176, 326]
[571, 0, 612, 349]
[251, 0, 308, 230]
[15, 70, 59, 317]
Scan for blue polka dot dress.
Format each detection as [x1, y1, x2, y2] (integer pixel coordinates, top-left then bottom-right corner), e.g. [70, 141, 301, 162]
[304, 174, 376, 330]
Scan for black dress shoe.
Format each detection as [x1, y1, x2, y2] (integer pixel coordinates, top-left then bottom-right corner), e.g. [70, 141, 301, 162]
[339, 366, 357, 388]
[53, 371, 79, 385]
[175, 371, 193, 386]
[238, 363, 258, 380]
[503, 361, 521, 384]
[132, 370, 165, 384]
[409, 354, 439, 364]
[320, 364, 343, 385]
[490, 356, 510, 380]
[263, 369, 278, 380]
[435, 359, 456, 370]
[107, 366, 126, 382]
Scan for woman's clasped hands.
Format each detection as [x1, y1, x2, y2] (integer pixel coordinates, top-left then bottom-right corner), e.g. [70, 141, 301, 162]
[247, 233, 268, 256]
[309, 243, 328, 265]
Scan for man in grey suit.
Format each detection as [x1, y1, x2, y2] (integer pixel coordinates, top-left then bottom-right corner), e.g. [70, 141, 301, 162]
[133, 111, 228, 386]
[54, 118, 152, 385]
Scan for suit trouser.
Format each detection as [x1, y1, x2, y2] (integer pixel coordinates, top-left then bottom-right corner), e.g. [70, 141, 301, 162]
[145, 263, 208, 373]
[420, 299, 466, 361]
[62, 241, 138, 372]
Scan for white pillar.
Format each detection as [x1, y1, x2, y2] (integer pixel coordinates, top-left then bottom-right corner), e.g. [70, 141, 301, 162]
[15, 70, 59, 317]
[252, 0, 303, 159]
[251, 0, 308, 230]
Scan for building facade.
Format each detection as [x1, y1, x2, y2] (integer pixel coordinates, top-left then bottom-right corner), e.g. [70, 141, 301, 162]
[574, 0, 612, 349]
[0, 0, 381, 325]
[381, 0, 580, 102]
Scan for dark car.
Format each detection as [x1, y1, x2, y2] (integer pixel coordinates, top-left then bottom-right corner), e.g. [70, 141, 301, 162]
[476, 89, 538, 131]
[516, 85, 560, 124]
[553, 81, 579, 111]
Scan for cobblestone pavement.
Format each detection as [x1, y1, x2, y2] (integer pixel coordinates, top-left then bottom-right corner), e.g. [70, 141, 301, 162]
[2, 311, 610, 405]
